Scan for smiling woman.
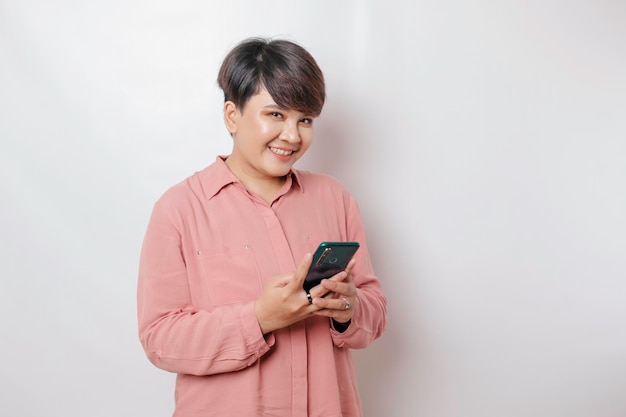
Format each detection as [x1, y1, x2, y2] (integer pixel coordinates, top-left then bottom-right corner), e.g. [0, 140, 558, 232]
[136, 37, 388, 417]
[216, 39, 325, 202]
[222, 88, 316, 202]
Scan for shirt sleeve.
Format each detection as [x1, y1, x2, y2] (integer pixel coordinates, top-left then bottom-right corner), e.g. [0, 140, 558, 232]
[330, 193, 388, 349]
[137, 198, 274, 376]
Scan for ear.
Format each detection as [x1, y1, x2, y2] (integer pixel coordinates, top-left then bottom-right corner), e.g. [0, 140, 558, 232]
[223, 101, 239, 135]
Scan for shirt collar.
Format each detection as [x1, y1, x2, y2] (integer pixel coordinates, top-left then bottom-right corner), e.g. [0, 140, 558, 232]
[200, 156, 304, 200]
[290, 168, 305, 193]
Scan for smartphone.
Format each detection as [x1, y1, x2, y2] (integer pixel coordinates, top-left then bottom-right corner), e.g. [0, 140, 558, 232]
[303, 241, 360, 292]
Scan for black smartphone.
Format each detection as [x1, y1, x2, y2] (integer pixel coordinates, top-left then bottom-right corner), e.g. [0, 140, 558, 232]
[303, 241, 360, 292]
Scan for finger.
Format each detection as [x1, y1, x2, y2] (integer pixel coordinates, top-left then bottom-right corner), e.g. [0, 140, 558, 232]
[312, 307, 352, 322]
[289, 252, 313, 289]
[312, 296, 349, 310]
[321, 277, 356, 297]
[343, 259, 356, 277]
[309, 258, 355, 298]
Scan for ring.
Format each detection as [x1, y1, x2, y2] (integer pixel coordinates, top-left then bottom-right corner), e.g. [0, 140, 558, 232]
[306, 291, 313, 304]
[341, 297, 351, 310]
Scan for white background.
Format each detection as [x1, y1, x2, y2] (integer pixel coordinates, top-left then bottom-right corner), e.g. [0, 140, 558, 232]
[1, 1, 625, 416]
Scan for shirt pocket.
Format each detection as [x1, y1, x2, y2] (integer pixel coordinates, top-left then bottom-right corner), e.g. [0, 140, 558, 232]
[197, 244, 263, 306]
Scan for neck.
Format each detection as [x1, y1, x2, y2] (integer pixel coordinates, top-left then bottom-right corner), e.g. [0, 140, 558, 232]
[225, 157, 287, 204]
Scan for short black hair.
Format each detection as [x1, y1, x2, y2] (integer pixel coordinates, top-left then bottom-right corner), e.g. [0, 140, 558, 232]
[217, 37, 326, 117]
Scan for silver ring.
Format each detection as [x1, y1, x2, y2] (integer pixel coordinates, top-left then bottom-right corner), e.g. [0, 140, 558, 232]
[341, 297, 351, 310]
[306, 291, 313, 304]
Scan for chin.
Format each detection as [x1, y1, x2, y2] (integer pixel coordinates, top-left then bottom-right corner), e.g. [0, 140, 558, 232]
[266, 164, 293, 177]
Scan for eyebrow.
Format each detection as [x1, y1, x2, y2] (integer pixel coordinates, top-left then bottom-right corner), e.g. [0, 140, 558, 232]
[263, 104, 285, 110]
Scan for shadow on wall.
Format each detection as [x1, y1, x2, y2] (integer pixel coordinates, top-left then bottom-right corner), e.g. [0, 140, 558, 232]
[299, 119, 352, 177]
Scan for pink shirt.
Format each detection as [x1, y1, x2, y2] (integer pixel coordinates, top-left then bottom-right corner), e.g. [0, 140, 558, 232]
[138, 157, 387, 417]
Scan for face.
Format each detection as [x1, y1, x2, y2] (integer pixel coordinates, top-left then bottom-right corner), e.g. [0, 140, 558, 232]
[224, 87, 315, 186]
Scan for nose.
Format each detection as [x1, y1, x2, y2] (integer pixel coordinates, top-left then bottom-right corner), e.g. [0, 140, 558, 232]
[279, 121, 300, 143]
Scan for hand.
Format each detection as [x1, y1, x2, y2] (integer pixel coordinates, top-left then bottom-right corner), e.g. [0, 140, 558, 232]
[311, 259, 357, 324]
[254, 253, 334, 334]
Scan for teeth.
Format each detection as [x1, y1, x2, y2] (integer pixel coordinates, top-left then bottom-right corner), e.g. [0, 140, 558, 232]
[270, 147, 293, 156]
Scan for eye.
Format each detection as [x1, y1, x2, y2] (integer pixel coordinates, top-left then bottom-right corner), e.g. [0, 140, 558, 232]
[269, 111, 284, 119]
[300, 118, 314, 126]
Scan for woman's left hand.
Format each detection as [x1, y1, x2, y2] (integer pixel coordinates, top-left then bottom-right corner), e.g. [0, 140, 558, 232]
[311, 259, 357, 324]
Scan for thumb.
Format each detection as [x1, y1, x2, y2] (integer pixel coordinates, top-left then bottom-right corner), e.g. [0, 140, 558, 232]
[289, 252, 313, 289]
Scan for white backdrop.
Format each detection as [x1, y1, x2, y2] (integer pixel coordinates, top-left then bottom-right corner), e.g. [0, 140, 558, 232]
[1, 1, 625, 416]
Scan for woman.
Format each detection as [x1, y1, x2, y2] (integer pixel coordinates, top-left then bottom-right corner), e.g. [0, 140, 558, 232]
[138, 37, 387, 417]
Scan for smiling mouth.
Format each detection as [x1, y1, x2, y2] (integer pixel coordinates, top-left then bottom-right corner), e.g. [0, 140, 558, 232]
[269, 146, 295, 156]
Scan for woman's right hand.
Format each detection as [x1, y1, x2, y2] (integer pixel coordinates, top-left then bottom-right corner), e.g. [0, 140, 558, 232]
[254, 253, 348, 334]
